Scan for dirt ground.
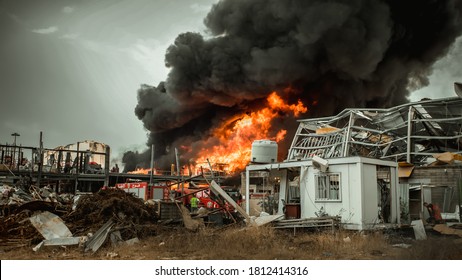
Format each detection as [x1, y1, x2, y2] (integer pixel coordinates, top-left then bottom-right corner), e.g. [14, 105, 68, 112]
[1, 224, 462, 260]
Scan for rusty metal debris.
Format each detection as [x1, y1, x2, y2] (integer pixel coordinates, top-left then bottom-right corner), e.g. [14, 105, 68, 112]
[29, 211, 72, 240]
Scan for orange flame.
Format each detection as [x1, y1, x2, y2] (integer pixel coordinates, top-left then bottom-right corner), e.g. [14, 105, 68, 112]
[195, 91, 307, 173]
[128, 168, 156, 175]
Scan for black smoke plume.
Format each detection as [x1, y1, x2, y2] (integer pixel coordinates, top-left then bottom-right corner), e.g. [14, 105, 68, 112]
[123, 0, 462, 172]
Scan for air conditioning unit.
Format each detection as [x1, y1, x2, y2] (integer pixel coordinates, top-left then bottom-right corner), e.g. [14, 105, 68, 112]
[312, 155, 329, 172]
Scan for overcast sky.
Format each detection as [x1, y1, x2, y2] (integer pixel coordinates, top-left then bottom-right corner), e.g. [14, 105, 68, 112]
[1, 0, 461, 166]
[0, 0, 218, 164]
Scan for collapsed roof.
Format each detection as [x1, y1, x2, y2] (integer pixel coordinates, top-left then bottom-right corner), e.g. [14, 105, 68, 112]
[288, 89, 462, 166]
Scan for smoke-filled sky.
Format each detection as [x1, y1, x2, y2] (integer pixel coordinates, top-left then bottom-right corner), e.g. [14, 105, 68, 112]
[1, 0, 461, 169]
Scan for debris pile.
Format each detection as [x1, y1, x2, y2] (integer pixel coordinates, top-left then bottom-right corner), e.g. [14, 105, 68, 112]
[64, 189, 158, 239]
[1, 183, 73, 216]
[0, 186, 158, 253]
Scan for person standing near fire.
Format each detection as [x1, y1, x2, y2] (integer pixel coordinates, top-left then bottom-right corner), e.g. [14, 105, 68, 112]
[190, 195, 199, 214]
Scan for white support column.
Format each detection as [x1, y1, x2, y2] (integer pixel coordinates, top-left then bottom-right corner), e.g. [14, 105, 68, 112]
[343, 112, 355, 157]
[245, 167, 250, 215]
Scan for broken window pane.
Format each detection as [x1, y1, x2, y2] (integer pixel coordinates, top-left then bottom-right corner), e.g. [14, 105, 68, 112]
[315, 173, 341, 201]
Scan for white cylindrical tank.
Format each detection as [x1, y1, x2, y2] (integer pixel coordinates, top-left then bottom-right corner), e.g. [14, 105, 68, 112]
[250, 140, 278, 163]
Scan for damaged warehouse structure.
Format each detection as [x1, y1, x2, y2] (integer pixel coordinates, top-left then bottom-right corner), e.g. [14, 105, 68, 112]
[245, 89, 462, 230]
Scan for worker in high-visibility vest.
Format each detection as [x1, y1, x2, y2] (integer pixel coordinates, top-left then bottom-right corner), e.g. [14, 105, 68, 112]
[190, 196, 199, 214]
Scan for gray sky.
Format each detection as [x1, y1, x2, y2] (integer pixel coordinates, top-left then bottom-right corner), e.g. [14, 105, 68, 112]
[0, 0, 217, 164]
[410, 36, 462, 101]
[1, 0, 461, 166]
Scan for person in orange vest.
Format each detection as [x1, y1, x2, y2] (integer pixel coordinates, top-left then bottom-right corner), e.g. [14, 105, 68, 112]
[423, 202, 444, 224]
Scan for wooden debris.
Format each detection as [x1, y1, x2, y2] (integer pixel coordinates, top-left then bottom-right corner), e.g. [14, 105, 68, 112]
[432, 224, 462, 238]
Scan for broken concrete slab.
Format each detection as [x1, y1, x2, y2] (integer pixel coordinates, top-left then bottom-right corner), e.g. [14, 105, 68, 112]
[411, 219, 427, 240]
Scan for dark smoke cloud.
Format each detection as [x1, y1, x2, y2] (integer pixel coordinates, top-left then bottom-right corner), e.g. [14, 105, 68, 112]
[124, 0, 462, 172]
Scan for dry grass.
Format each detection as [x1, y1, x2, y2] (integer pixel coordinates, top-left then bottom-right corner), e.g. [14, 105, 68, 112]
[2, 225, 461, 260]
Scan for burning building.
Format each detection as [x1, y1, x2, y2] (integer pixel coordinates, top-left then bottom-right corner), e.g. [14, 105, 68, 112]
[124, 0, 462, 177]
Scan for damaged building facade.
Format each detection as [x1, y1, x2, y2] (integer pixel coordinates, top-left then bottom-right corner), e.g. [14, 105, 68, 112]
[245, 86, 462, 230]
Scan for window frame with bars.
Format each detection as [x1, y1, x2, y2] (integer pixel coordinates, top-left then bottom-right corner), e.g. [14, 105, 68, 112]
[314, 172, 341, 202]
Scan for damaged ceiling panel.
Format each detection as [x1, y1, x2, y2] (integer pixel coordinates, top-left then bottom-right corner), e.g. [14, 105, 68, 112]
[288, 96, 462, 165]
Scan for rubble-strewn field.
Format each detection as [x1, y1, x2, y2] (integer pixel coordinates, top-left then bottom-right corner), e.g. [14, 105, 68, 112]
[2, 225, 462, 260]
[1, 186, 462, 260]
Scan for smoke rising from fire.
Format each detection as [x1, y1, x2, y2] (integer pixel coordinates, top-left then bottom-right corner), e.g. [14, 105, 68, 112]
[124, 0, 462, 172]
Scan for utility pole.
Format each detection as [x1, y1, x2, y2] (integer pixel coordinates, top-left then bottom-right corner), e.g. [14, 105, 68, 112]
[149, 144, 155, 196]
[11, 132, 19, 168]
[37, 132, 43, 188]
[11, 132, 19, 146]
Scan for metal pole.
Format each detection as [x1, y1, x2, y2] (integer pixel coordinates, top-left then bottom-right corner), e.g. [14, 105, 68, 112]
[75, 142, 80, 193]
[11, 132, 19, 168]
[207, 158, 215, 182]
[406, 106, 414, 163]
[18, 148, 22, 172]
[175, 148, 183, 198]
[57, 150, 62, 173]
[148, 144, 155, 199]
[149, 144, 155, 185]
[104, 145, 110, 187]
[37, 132, 43, 188]
[174, 148, 180, 176]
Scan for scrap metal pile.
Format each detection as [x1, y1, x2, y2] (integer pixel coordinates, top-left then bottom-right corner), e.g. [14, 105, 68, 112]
[0, 182, 158, 253]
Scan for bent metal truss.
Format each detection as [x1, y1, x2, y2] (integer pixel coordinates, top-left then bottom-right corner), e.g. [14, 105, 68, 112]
[287, 95, 462, 166]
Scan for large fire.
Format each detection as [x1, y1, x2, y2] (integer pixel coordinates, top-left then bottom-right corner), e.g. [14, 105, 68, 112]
[195, 91, 307, 173]
[128, 92, 307, 176]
